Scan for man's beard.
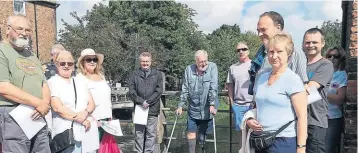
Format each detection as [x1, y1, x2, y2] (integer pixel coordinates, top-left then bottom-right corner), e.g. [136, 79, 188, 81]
[11, 37, 29, 49]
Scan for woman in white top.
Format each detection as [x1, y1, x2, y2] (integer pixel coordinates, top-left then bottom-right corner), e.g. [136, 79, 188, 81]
[76, 48, 113, 142]
[48, 51, 95, 153]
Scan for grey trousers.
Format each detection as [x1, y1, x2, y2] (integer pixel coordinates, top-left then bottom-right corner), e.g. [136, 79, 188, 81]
[135, 116, 158, 153]
[0, 106, 51, 153]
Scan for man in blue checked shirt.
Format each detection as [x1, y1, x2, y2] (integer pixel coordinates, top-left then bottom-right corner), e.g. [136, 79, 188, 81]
[176, 50, 218, 153]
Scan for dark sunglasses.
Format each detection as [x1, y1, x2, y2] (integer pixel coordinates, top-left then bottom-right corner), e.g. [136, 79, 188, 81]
[59, 62, 74, 67]
[85, 58, 98, 63]
[327, 54, 341, 59]
[236, 48, 249, 52]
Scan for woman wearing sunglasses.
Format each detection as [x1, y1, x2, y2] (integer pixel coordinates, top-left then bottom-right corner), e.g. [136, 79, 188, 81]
[76, 49, 115, 145]
[325, 46, 347, 153]
[48, 51, 95, 153]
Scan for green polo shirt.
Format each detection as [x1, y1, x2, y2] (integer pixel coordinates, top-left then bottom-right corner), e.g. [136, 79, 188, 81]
[0, 42, 45, 106]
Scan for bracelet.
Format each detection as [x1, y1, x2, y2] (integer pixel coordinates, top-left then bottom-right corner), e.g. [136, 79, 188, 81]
[297, 145, 306, 148]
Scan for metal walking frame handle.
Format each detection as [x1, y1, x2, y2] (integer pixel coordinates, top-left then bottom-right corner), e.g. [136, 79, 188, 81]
[213, 116, 217, 153]
[166, 114, 179, 153]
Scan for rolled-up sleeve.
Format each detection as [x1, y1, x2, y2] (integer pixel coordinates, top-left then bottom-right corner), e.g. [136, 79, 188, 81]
[179, 67, 189, 108]
[292, 48, 308, 82]
[208, 63, 218, 106]
[0, 50, 10, 83]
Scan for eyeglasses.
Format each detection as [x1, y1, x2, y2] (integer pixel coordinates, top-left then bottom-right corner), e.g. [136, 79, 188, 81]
[8, 25, 32, 35]
[327, 54, 341, 59]
[59, 62, 74, 67]
[236, 48, 249, 52]
[85, 58, 98, 63]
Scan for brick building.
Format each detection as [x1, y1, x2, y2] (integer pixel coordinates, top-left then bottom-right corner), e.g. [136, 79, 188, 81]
[342, 0, 357, 153]
[0, 0, 59, 63]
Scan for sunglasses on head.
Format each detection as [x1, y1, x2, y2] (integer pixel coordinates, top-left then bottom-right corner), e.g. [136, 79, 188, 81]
[236, 48, 248, 52]
[85, 57, 98, 63]
[59, 62, 74, 67]
[327, 54, 341, 59]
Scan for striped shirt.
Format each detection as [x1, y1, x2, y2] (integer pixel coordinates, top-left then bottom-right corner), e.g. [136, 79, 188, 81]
[256, 46, 309, 83]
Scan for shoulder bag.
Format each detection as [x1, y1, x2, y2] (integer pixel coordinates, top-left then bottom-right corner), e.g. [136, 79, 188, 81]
[249, 119, 294, 151]
[50, 78, 77, 153]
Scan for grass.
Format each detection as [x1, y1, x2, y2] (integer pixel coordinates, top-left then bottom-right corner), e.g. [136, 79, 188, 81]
[115, 96, 242, 153]
[163, 96, 242, 153]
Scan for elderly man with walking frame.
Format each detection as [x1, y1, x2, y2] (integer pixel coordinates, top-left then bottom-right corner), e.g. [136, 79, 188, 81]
[176, 50, 218, 153]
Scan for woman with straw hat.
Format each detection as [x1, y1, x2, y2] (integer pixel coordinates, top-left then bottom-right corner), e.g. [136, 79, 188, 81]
[76, 48, 114, 144]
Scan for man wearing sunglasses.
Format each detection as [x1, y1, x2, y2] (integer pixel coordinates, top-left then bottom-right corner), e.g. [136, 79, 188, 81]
[226, 42, 253, 136]
[44, 44, 65, 80]
[0, 15, 51, 153]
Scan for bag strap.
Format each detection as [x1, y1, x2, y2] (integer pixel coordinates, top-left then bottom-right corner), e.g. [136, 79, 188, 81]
[274, 118, 295, 135]
[71, 78, 77, 128]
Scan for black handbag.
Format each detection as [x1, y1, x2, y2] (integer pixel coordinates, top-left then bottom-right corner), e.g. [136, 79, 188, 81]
[50, 79, 77, 153]
[249, 119, 294, 151]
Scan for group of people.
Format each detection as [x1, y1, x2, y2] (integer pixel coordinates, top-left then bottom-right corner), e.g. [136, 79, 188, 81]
[172, 11, 345, 153]
[0, 15, 114, 153]
[226, 11, 346, 153]
[0, 11, 348, 153]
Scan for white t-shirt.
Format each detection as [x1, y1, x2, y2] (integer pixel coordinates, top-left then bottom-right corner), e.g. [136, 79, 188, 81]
[47, 75, 89, 141]
[77, 73, 112, 120]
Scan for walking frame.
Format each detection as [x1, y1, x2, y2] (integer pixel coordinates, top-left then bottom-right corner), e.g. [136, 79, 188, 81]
[166, 113, 217, 153]
[201, 116, 217, 153]
[165, 114, 179, 153]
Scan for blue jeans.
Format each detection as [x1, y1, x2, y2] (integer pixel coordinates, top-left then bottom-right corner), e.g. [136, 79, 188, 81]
[256, 137, 296, 153]
[232, 104, 251, 131]
[326, 118, 343, 153]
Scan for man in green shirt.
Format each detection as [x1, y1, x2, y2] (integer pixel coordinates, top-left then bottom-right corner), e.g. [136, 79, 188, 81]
[0, 15, 51, 153]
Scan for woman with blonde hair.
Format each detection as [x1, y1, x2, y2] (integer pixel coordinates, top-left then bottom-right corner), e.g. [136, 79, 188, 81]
[48, 50, 95, 153]
[76, 48, 113, 143]
[246, 33, 307, 153]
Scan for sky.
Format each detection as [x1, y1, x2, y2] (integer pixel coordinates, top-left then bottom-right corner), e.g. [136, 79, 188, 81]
[56, 0, 343, 47]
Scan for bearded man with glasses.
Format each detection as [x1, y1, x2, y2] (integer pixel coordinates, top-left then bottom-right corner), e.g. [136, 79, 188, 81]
[0, 15, 51, 153]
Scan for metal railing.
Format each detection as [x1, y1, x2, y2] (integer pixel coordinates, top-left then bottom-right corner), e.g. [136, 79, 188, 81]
[114, 90, 236, 153]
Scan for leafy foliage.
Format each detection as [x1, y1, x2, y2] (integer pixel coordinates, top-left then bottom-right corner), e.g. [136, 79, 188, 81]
[319, 20, 342, 55]
[59, 1, 341, 90]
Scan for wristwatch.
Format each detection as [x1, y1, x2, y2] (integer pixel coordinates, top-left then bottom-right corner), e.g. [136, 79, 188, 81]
[297, 144, 306, 148]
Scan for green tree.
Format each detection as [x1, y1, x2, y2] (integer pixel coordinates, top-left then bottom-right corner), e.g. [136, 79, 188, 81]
[319, 20, 342, 55]
[207, 25, 261, 87]
[58, 1, 203, 88]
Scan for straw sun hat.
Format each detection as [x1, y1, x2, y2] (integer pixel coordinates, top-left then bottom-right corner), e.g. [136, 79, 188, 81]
[78, 48, 104, 65]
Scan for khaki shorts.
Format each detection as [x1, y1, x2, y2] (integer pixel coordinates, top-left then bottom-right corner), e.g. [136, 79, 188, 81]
[0, 106, 50, 153]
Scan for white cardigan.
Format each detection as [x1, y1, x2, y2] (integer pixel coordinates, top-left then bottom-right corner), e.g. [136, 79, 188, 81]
[239, 109, 256, 153]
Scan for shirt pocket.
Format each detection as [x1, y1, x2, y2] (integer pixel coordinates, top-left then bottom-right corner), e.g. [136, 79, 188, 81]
[202, 75, 212, 89]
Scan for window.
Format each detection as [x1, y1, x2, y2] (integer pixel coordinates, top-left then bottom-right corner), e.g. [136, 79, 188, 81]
[14, 0, 25, 15]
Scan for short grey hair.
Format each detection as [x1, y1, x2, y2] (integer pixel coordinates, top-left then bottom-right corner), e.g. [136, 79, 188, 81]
[194, 50, 208, 59]
[7, 15, 30, 26]
[51, 44, 65, 54]
[139, 51, 152, 59]
[237, 41, 248, 47]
